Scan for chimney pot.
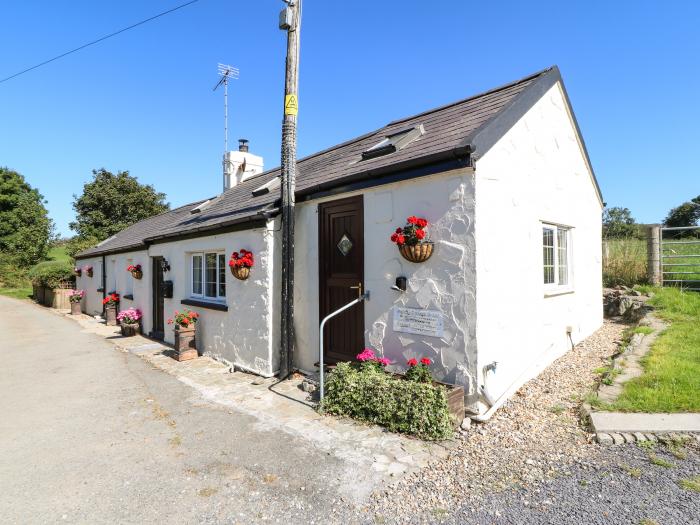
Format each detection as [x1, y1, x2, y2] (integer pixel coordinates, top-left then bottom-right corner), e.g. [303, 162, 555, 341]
[238, 139, 249, 152]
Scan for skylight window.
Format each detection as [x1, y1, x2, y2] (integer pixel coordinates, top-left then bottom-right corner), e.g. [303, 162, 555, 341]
[361, 124, 425, 160]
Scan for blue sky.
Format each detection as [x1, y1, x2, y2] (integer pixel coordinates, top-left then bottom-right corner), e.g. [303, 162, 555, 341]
[1, 0, 698, 237]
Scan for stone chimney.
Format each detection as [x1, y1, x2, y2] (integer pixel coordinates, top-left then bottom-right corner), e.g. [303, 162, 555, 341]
[223, 139, 264, 191]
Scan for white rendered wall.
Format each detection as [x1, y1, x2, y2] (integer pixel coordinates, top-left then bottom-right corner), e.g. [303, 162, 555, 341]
[74, 256, 105, 315]
[474, 82, 603, 408]
[148, 225, 278, 376]
[294, 168, 478, 397]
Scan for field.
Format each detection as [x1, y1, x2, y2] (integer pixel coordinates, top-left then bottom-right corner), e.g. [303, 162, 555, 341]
[603, 236, 700, 288]
[601, 287, 700, 412]
[0, 245, 71, 300]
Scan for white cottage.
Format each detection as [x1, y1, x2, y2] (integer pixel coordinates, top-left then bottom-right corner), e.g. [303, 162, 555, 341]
[75, 66, 603, 417]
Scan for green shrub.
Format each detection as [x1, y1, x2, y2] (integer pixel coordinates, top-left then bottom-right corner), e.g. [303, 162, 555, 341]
[0, 255, 30, 288]
[28, 261, 75, 288]
[321, 362, 454, 440]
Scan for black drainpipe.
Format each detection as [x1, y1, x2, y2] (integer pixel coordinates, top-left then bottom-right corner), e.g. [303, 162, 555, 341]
[101, 255, 107, 312]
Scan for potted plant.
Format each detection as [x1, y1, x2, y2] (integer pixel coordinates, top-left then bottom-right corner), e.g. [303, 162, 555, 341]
[85, 265, 94, 278]
[390, 216, 434, 263]
[167, 309, 199, 361]
[117, 307, 142, 337]
[228, 249, 254, 280]
[102, 293, 120, 326]
[68, 289, 84, 315]
[127, 264, 143, 280]
[73, 267, 82, 277]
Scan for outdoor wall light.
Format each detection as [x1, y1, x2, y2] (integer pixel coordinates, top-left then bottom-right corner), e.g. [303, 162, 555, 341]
[160, 258, 171, 273]
[391, 276, 407, 292]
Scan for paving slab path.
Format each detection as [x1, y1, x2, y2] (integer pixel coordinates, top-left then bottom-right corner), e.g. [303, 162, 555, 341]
[0, 296, 398, 524]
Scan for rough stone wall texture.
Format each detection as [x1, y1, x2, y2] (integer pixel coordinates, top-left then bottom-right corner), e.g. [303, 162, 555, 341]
[294, 168, 478, 396]
[474, 81, 604, 408]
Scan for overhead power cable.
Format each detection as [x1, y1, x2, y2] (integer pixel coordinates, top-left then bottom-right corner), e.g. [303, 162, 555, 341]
[0, 0, 201, 85]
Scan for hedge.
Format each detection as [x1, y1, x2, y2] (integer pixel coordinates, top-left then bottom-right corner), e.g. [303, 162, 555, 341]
[321, 362, 454, 440]
[28, 261, 75, 289]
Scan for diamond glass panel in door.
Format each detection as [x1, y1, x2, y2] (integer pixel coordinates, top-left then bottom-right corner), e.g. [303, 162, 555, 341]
[205, 253, 217, 298]
[218, 253, 226, 297]
[543, 228, 555, 284]
[557, 228, 569, 285]
[192, 255, 203, 295]
[337, 233, 353, 256]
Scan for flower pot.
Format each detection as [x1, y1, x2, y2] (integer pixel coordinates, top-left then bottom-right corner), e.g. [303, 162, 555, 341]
[86, 269, 93, 278]
[120, 323, 139, 337]
[398, 242, 434, 263]
[173, 324, 197, 361]
[230, 266, 250, 281]
[131, 270, 143, 280]
[105, 305, 117, 326]
[70, 302, 82, 315]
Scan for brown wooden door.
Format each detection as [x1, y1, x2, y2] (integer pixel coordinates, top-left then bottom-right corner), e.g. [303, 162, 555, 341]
[152, 257, 165, 340]
[319, 195, 364, 363]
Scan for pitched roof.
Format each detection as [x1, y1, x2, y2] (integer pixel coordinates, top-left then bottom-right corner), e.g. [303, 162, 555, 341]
[78, 65, 597, 258]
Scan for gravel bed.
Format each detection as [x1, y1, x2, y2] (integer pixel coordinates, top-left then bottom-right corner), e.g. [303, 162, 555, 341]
[366, 319, 631, 523]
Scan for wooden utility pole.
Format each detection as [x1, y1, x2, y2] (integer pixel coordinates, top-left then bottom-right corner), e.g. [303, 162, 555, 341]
[279, 0, 301, 378]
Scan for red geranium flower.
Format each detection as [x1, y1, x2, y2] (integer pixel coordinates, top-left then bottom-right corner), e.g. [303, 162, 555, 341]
[416, 218, 428, 228]
[415, 229, 425, 240]
[420, 357, 431, 366]
[407, 358, 418, 367]
[407, 216, 418, 225]
[396, 234, 405, 245]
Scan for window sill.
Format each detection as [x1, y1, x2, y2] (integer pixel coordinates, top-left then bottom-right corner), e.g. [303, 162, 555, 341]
[123, 294, 134, 300]
[181, 298, 228, 311]
[544, 288, 574, 298]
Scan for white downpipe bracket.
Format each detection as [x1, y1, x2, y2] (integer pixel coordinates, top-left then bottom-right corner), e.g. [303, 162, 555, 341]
[318, 291, 370, 404]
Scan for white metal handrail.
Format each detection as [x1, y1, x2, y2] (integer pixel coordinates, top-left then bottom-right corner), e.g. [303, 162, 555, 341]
[318, 290, 369, 404]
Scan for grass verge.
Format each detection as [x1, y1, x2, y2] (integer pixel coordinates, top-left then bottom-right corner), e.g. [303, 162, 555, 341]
[598, 287, 700, 412]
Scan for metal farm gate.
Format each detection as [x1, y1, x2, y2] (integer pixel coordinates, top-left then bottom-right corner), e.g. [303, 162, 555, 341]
[660, 226, 700, 291]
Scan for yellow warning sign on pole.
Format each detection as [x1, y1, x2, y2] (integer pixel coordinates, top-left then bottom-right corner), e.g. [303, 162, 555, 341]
[284, 94, 298, 116]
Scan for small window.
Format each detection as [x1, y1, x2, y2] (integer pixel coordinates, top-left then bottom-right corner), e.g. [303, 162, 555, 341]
[542, 224, 571, 289]
[191, 252, 226, 301]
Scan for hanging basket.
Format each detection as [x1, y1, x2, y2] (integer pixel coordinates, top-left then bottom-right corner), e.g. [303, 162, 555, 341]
[398, 242, 434, 263]
[131, 270, 143, 280]
[230, 266, 250, 281]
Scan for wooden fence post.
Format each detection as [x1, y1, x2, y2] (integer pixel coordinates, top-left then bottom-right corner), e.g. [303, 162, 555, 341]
[647, 225, 661, 286]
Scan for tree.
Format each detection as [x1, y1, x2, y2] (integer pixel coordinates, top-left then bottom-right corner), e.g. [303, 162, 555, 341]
[0, 167, 54, 267]
[663, 195, 700, 228]
[602, 206, 637, 238]
[70, 168, 169, 241]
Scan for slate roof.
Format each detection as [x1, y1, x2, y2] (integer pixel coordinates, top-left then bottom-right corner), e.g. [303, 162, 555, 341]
[78, 65, 597, 258]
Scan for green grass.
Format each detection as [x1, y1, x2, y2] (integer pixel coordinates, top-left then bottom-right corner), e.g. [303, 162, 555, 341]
[47, 245, 71, 263]
[0, 286, 32, 300]
[632, 326, 655, 335]
[0, 245, 71, 300]
[678, 476, 700, 493]
[599, 288, 700, 412]
[648, 454, 675, 468]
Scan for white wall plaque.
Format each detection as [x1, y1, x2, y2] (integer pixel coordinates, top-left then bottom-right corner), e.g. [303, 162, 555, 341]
[393, 307, 444, 338]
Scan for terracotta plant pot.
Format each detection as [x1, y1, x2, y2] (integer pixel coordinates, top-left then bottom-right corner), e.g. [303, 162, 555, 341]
[230, 266, 250, 281]
[70, 302, 82, 315]
[131, 270, 143, 280]
[120, 323, 139, 337]
[173, 324, 197, 361]
[105, 305, 117, 326]
[398, 242, 434, 263]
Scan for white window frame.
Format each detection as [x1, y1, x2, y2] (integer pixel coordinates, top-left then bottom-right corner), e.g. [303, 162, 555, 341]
[542, 223, 573, 295]
[190, 252, 227, 302]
